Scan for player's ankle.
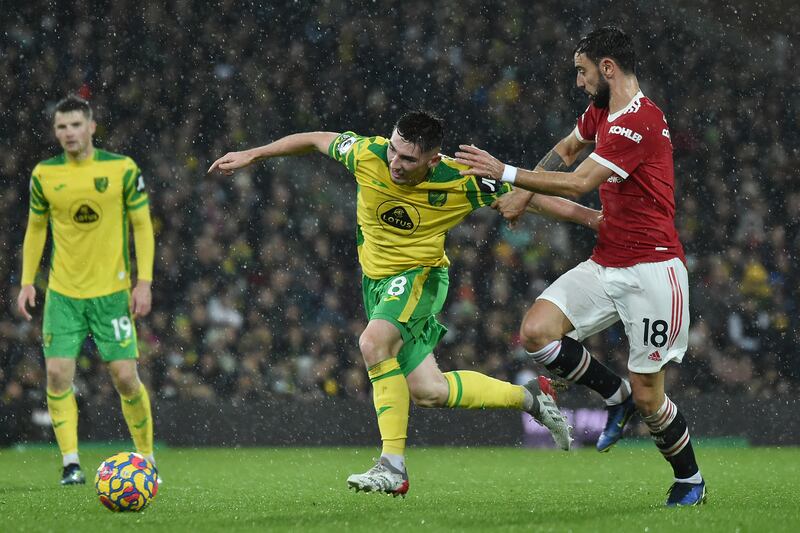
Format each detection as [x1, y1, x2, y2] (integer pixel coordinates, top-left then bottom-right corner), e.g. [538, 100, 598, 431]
[380, 453, 405, 472]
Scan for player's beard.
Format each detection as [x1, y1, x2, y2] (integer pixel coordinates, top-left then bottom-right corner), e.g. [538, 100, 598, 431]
[590, 77, 611, 109]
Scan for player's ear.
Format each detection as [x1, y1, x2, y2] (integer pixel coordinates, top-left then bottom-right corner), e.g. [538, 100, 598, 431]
[428, 153, 442, 168]
[89, 120, 97, 135]
[600, 58, 614, 78]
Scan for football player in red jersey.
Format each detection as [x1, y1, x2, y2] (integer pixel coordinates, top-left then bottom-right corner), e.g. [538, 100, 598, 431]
[455, 26, 706, 507]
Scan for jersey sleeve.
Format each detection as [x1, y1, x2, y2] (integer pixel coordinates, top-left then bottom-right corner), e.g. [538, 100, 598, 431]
[588, 115, 650, 179]
[464, 175, 511, 211]
[123, 158, 149, 210]
[574, 104, 600, 144]
[28, 170, 49, 215]
[327, 131, 368, 176]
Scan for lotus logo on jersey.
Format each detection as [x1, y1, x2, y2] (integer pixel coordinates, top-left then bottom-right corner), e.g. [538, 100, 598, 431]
[94, 177, 109, 192]
[376, 200, 420, 234]
[70, 199, 103, 230]
[382, 207, 414, 229]
[609, 125, 642, 144]
[74, 204, 100, 223]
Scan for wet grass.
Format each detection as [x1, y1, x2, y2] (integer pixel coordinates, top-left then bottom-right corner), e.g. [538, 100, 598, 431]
[0, 445, 798, 532]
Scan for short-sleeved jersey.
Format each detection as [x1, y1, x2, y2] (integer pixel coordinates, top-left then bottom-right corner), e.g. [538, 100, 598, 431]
[574, 91, 685, 267]
[28, 149, 149, 298]
[328, 132, 510, 279]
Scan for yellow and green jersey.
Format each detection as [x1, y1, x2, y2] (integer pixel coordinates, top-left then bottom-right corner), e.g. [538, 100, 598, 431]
[25, 149, 151, 298]
[328, 132, 510, 279]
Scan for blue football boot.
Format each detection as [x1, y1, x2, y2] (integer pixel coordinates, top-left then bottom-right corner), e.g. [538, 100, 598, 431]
[666, 480, 707, 507]
[60, 463, 86, 486]
[596, 394, 636, 452]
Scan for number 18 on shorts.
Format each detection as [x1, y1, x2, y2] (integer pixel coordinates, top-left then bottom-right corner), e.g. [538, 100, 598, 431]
[537, 257, 689, 374]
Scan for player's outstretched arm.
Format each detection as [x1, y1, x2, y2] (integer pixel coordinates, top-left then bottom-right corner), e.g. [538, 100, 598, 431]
[18, 212, 49, 320]
[455, 144, 612, 198]
[492, 134, 590, 223]
[208, 132, 339, 175]
[526, 195, 603, 231]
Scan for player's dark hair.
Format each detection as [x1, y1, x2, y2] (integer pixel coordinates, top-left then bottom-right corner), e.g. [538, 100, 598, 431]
[394, 111, 444, 153]
[574, 26, 637, 75]
[54, 95, 93, 120]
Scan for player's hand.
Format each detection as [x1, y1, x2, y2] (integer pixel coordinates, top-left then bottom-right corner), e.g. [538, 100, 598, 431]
[454, 145, 505, 180]
[207, 150, 255, 176]
[587, 210, 604, 232]
[491, 189, 531, 225]
[17, 284, 36, 321]
[131, 281, 152, 319]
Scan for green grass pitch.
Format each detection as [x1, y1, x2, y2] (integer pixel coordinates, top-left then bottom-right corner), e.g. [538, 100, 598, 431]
[1, 444, 798, 532]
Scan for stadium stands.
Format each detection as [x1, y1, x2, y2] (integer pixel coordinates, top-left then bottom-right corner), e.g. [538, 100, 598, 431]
[1, 1, 797, 417]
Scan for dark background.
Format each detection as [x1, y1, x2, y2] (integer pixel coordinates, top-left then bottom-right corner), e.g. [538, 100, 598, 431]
[1, 0, 798, 444]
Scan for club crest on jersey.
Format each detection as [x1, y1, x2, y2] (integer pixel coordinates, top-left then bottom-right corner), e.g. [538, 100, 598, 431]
[376, 200, 420, 235]
[94, 177, 109, 192]
[428, 191, 447, 207]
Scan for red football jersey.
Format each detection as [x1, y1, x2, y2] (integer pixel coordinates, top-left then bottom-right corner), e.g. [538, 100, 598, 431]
[575, 91, 685, 267]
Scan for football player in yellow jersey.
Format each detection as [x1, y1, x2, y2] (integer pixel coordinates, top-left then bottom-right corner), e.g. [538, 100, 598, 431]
[16, 96, 157, 486]
[210, 111, 601, 496]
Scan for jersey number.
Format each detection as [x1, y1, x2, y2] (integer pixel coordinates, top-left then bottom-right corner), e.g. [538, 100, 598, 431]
[387, 276, 408, 296]
[111, 317, 133, 341]
[642, 318, 668, 348]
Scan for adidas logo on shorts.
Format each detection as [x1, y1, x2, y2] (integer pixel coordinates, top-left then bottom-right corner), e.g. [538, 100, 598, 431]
[648, 351, 662, 362]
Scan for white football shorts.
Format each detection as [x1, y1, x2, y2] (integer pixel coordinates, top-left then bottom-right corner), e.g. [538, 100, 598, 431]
[537, 257, 690, 374]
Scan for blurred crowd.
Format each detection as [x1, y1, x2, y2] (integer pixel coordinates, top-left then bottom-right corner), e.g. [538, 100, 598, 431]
[1, 0, 798, 426]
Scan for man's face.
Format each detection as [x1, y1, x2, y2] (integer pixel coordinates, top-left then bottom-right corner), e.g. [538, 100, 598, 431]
[575, 52, 610, 109]
[54, 110, 95, 157]
[386, 129, 441, 186]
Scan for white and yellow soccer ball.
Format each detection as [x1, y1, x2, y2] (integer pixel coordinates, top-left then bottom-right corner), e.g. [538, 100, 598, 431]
[95, 452, 159, 512]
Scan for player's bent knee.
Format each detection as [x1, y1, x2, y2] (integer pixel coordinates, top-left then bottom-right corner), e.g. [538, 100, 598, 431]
[519, 318, 558, 352]
[358, 334, 392, 367]
[358, 333, 377, 360]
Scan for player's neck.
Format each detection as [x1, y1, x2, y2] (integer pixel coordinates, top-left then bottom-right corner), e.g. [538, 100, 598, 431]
[66, 144, 95, 164]
[608, 76, 641, 115]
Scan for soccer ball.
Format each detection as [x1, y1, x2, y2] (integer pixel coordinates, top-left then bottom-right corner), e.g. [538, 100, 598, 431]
[95, 452, 159, 512]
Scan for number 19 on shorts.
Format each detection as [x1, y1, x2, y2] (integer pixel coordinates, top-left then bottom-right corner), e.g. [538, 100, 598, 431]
[111, 316, 133, 341]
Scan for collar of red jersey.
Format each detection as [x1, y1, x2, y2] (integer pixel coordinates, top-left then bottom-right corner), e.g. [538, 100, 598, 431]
[607, 91, 645, 122]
